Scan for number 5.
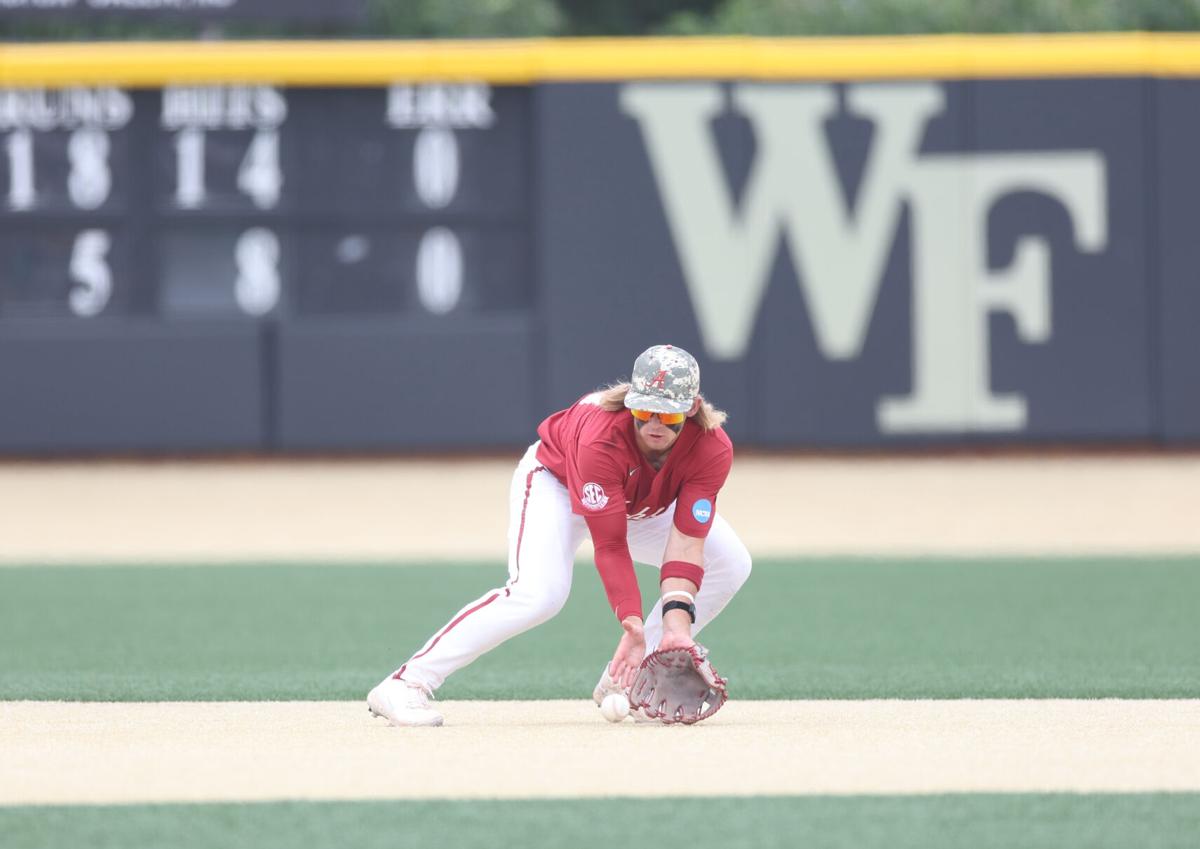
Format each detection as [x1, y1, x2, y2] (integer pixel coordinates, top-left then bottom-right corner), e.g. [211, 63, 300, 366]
[69, 230, 113, 317]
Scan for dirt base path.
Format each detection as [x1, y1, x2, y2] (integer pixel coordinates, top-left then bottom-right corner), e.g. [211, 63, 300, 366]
[1, 454, 1198, 564]
[3, 700, 1198, 805]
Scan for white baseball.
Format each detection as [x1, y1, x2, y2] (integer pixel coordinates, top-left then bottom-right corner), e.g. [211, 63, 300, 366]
[600, 692, 630, 723]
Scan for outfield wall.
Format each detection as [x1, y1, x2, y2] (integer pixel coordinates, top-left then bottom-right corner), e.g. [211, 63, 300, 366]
[1, 36, 1198, 452]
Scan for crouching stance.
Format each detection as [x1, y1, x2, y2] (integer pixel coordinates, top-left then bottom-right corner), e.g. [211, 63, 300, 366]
[368, 344, 752, 726]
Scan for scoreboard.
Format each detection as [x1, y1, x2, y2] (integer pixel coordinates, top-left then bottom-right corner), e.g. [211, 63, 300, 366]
[0, 80, 539, 452]
[0, 83, 533, 321]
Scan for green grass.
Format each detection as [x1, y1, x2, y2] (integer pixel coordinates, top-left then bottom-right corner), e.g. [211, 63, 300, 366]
[3, 794, 1199, 849]
[1, 557, 1198, 701]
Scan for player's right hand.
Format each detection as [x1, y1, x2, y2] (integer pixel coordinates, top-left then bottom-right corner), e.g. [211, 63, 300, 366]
[608, 616, 646, 690]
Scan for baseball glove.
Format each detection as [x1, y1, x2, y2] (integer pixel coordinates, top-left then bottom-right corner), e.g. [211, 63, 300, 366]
[629, 644, 728, 725]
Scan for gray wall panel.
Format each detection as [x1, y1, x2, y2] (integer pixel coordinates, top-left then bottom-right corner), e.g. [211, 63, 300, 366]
[276, 316, 538, 450]
[970, 79, 1152, 440]
[0, 319, 264, 452]
[755, 82, 967, 445]
[1155, 80, 1200, 443]
[537, 83, 758, 444]
[0, 76, 1180, 453]
[540, 79, 1154, 447]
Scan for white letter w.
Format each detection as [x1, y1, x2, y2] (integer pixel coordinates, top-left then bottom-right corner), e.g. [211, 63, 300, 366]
[621, 82, 942, 360]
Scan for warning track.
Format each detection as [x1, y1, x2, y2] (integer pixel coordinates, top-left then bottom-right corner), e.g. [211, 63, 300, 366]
[1, 454, 1198, 565]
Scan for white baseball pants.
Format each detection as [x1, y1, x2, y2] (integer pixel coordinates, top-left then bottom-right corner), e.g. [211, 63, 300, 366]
[394, 442, 753, 693]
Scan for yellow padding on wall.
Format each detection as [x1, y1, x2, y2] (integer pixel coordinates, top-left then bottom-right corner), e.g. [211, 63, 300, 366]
[3, 33, 1200, 88]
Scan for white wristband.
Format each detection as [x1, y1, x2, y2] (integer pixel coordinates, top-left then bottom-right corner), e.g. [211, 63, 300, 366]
[661, 590, 696, 606]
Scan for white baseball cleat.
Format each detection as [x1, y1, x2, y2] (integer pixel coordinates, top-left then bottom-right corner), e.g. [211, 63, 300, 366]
[592, 664, 623, 706]
[592, 664, 658, 724]
[367, 676, 444, 727]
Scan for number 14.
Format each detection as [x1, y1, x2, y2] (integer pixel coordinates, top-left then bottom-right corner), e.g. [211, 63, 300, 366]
[173, 128, 281, 209]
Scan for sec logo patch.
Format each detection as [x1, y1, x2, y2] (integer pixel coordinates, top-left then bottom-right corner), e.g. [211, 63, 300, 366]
[692, 498, 712, 523]
[581, 482, 609, 511]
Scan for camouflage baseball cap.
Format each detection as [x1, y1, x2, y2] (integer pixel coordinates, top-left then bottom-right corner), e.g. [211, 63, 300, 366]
[624, 344, 700, 414]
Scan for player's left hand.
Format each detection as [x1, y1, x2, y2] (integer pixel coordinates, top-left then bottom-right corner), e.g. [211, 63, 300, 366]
[657, 629, 695, 652]
[608, 616, 646, 690]
[630, 644, 728, 725]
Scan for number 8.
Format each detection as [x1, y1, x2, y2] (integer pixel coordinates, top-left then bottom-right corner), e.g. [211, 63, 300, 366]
[235, 227, 281, 316]
[68, 128, 111, 210]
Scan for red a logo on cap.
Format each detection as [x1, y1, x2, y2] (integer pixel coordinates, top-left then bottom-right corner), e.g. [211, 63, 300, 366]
[649, 369, 668, 389]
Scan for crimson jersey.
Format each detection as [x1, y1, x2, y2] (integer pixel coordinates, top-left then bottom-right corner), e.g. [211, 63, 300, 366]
[535, 392, 733, 621]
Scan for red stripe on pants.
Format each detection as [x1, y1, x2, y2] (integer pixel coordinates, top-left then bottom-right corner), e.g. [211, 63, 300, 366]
[508, 465, 545, 595]
[395, 463, 545, 679]
[394, 592, 502, 679]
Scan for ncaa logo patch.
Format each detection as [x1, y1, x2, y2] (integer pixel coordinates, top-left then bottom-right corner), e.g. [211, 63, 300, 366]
[692, 498, 712, 524]
[581, 482, 609, 511]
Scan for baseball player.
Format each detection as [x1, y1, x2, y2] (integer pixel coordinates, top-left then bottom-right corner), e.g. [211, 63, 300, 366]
[368, 344, 752, 726]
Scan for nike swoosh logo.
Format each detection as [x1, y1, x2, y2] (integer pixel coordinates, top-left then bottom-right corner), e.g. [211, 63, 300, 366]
[628, 468, 638, 477]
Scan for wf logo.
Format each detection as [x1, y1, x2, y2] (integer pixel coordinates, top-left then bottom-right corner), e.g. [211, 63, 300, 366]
[622, 83, 1108, 433]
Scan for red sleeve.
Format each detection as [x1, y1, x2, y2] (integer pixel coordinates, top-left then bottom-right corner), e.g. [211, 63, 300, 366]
[568, 439, 626, 519]
[672, 446, 732, 538]
[585, 512, 642, 621]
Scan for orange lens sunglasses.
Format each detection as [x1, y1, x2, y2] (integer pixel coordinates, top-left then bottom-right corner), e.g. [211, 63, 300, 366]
[630, 408, 686, 426]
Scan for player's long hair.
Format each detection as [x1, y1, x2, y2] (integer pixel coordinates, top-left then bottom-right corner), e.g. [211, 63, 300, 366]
[596, 383, 728, 431]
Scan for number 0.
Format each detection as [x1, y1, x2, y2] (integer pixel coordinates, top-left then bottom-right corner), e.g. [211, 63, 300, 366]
[416, 227, 463, 314]
[413, 128, 459, 209]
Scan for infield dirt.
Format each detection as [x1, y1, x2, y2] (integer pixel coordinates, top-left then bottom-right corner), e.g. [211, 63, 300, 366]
[3, 699, 1200, 805]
